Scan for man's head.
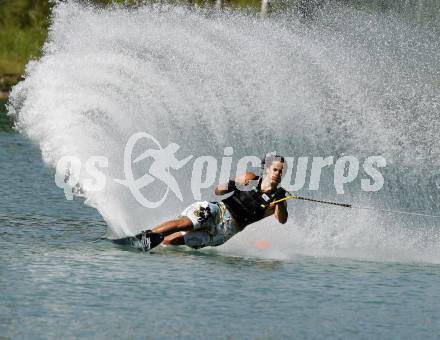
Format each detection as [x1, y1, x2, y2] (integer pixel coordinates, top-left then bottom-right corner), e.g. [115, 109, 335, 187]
[262, 154, 285, 185]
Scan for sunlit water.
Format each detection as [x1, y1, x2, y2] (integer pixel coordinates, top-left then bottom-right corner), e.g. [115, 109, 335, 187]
[2, 1, 440, 338]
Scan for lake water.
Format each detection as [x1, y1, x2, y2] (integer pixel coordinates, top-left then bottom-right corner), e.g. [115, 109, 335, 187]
[2, 131, 440, 338]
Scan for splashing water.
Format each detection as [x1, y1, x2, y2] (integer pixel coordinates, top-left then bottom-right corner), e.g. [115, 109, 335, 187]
[8, 2, 440, 263]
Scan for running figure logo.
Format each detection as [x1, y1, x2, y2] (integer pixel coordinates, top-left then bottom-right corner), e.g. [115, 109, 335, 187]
[115, 132, 193, 208]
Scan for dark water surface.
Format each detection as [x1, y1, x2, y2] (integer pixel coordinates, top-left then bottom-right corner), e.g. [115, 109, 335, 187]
[0, 100, 13, 132]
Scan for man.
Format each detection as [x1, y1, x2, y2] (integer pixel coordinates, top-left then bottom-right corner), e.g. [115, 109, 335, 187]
[116, 154, 288, 251]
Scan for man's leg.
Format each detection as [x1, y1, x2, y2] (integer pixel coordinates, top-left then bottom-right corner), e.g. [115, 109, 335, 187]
[163, 232, 186, 246]
[152, 216, 194, 236]
[163, 230, 211, 249]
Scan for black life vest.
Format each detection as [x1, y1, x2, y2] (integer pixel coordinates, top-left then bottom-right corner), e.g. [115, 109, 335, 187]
[222, 177, 286, 227]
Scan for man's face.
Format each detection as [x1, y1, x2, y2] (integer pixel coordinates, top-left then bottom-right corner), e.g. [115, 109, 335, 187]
[266, 161, 284, 185]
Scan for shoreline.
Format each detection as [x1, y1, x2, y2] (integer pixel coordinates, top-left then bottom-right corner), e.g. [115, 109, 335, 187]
[0, 91, 9, 101]
[1, 73, 21, 101]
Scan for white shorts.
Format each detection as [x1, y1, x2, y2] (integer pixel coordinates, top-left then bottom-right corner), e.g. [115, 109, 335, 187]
[180, 201, 239, 249]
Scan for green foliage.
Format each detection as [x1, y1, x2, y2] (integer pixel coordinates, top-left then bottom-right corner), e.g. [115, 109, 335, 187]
[0, 0, 52, 76]
[0, 0, 51, 29]
[0, 0, 142, 78]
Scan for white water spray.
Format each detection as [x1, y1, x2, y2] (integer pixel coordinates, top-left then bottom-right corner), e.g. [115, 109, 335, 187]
[8, 2, 440, 263]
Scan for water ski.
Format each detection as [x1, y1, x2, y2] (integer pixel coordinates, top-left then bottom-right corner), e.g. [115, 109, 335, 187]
[112, 230, 164, 252]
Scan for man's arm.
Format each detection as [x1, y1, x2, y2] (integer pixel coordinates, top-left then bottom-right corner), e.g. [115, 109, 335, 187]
[214, 181, 232, 196]
[274, 201, 288, 224]
[214, 172, 257, 196]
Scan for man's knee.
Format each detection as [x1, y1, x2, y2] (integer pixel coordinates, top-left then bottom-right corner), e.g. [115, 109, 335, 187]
[164, 232, 186, 246]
